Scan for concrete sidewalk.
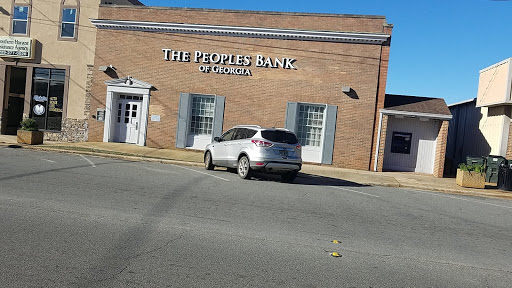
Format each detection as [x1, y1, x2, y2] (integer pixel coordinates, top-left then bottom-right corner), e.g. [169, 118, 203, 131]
[2, 134, 511, 200]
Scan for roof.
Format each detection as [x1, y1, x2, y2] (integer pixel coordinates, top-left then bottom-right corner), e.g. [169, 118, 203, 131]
[99, 5, 387, 20]
[383, 94, 452, 116]
[448, 98, 476, 107]
[234, 125, 289, 131]
[101, 0, 144, 5]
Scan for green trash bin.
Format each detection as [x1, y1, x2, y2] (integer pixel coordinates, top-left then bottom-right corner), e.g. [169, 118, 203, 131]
[486, 156, 507, 183]
[466, 156, 486, 166]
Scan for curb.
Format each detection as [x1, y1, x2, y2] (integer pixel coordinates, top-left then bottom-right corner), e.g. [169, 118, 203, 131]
[17, 144, 204, 168]
[398, 184, 512, 200]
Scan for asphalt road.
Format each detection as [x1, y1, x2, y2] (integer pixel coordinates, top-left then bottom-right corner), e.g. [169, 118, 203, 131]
[1, 146, 511, 287]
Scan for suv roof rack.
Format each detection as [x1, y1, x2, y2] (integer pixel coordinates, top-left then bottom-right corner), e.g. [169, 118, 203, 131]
[234, 125, 261, 128]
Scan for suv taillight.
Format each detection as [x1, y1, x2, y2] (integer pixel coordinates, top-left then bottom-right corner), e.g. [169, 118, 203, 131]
[296, 145, 302, 150]
[251, 140, 273, 147]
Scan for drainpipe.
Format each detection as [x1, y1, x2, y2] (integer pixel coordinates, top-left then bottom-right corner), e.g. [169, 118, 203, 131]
[373, 111, 384, 172]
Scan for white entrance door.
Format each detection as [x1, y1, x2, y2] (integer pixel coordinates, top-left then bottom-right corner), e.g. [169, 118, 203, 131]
[297, 104, 326, 163]
[186, 95, 215, 150]
[116, 99, 141, 144]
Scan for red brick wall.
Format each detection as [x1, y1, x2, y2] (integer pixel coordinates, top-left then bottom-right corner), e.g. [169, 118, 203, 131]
[434, 120, 449, 178]
[369, 25, 392, 171]
[90, 7, 392, 170]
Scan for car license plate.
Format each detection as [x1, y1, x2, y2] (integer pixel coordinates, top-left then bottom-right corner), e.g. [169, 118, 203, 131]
[279, 150, 288, 156]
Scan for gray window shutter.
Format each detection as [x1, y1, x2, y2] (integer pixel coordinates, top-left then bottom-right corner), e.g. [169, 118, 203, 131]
[212, 95, 225, 141]
[176, 93, 191, 148]
[321, 105, 338, 164]
[285, 102, 298, 132]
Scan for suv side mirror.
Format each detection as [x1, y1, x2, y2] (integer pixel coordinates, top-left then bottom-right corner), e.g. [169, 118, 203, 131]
[214, 136, 222, 142]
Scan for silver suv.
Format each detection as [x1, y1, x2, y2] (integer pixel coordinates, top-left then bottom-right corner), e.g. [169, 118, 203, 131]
[204, 125, 302, 181]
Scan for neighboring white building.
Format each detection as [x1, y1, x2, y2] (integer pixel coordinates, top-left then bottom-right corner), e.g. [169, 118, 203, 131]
[446, 57, 512, 175]
[476, 58, 512, 157]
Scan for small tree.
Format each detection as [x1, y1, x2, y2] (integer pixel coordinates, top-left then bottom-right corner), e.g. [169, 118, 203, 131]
[20, 118, 39, 131]
[458, 163, 485, 173]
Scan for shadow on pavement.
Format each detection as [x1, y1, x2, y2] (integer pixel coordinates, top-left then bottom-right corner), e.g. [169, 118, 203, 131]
[295, 173, 370, 187]
[220, 169, 369, 187]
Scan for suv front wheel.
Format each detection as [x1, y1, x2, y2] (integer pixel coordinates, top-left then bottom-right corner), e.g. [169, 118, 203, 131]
[238, 156, 252, 179]
[204, 151, 214, 170]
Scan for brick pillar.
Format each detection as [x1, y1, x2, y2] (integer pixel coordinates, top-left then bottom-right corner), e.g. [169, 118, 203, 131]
[370, 27, 392, 171]
[370, 52, 389, 169]
[84, 65, 93, 119]
[433, 120, 449, 178]
[376, 114, 388, 172]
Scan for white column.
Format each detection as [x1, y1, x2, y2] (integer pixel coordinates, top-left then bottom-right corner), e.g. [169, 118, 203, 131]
[138, 91, 150, 146]
[373, 111, 384, 172]
[103, 91, 114, 143]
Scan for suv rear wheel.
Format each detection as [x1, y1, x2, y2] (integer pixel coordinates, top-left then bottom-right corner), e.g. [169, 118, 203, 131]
[238, 156, 252, 179]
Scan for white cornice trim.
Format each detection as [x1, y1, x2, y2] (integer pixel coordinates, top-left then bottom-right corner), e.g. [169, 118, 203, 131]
[380, 109, 452, 120]
[475, 100, 512, 108]
[105, 76, 153, 89]
[90, 19, 390, 44]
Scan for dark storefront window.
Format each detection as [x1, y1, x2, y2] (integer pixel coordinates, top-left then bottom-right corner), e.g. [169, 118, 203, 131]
[31, 68, 65, 131]
[9, 67, 26, 95]
[391, 132, 412, 154]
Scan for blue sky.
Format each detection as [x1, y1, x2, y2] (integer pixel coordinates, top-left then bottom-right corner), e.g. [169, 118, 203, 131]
[140, 0, 511, 105]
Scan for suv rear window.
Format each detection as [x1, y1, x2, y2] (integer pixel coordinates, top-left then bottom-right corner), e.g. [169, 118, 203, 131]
[261, 130, 298, 144]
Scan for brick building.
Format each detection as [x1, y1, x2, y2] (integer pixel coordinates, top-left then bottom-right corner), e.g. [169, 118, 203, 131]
[89, 5, 395, 171]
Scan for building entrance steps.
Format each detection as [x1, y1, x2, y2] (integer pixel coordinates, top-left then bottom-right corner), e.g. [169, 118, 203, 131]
[0, 136, 511, 200]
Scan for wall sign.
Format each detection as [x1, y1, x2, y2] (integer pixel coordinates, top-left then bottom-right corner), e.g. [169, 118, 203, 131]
[48, 97, 62, 113]
[0, 36, 34, 59]
[33, 104, 45, 116]
[162, 48, 296, 77]
[33, 95, 47, 102]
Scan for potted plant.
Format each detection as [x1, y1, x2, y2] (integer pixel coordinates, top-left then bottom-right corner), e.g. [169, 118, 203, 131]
[17, 118, 44, 145]
[456, 163, 486, 188]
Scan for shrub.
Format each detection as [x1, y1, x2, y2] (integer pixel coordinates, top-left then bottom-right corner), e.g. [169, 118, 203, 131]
[458, 163, 485, 173]
[20, 118, 39, 131]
